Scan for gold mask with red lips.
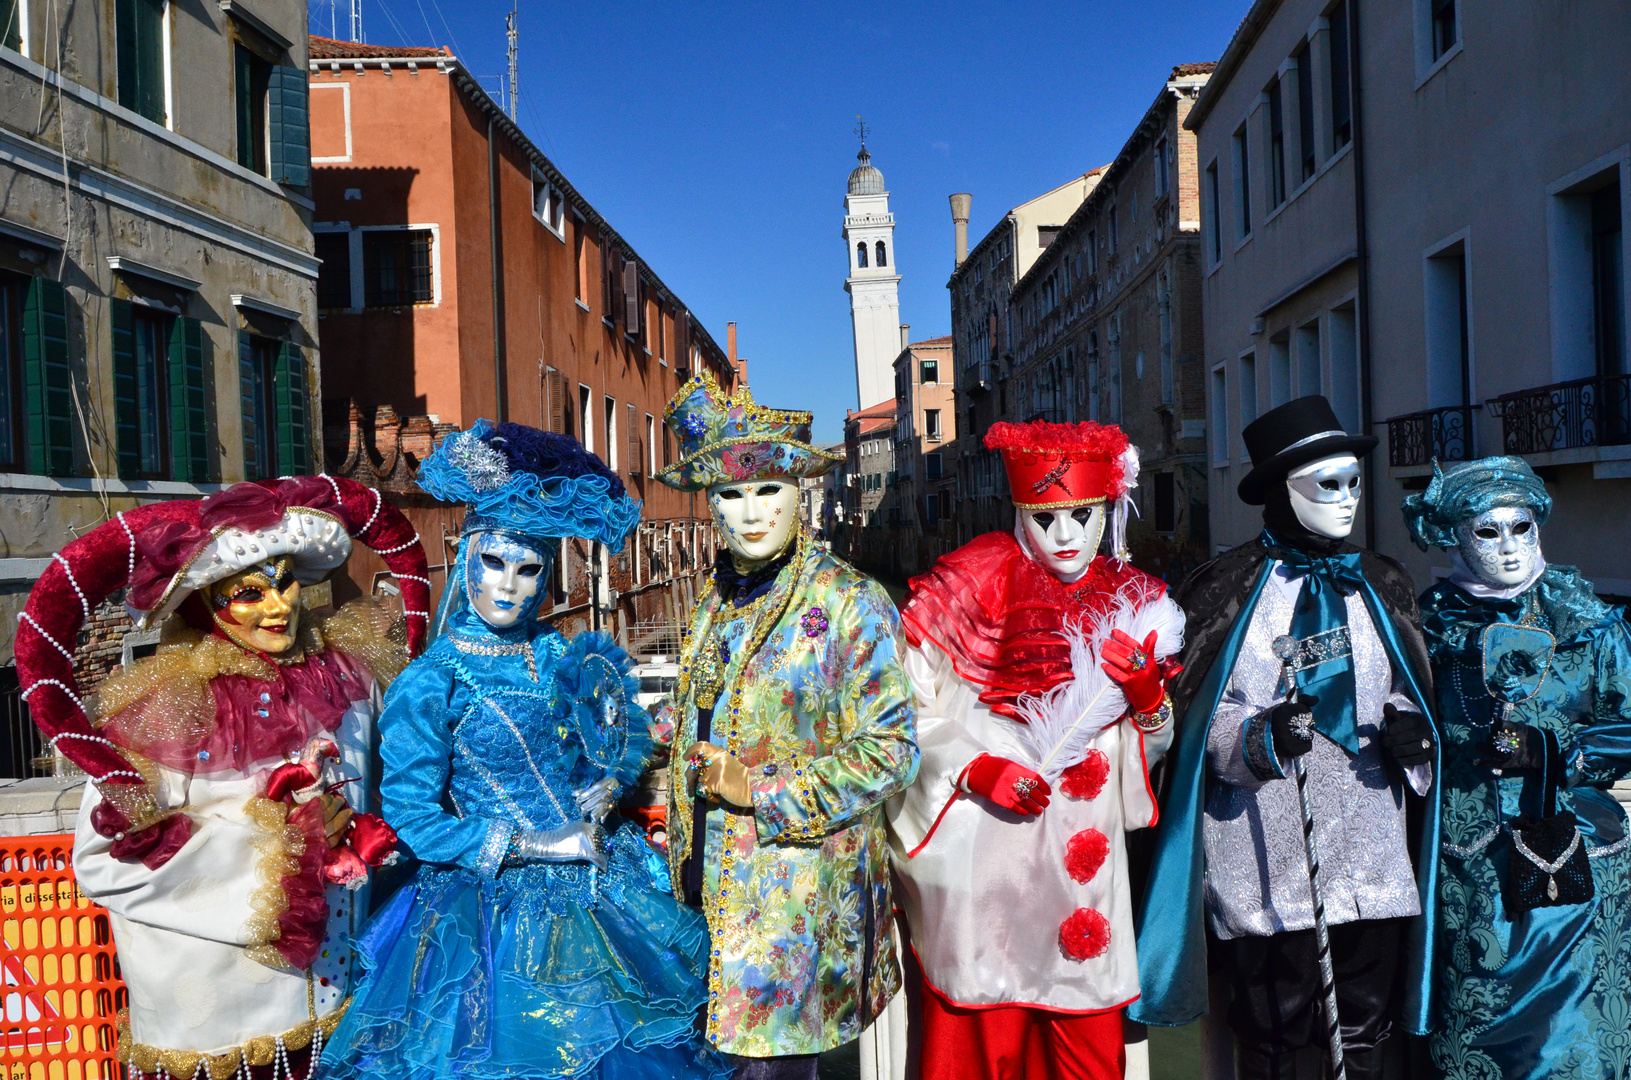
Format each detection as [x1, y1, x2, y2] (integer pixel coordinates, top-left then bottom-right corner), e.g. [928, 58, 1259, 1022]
[205, 556, 302, 655]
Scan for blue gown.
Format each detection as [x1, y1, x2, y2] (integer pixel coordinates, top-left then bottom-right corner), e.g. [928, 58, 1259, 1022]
[320, 610, 729, 1080]
[1423, 577, 1631, 1080]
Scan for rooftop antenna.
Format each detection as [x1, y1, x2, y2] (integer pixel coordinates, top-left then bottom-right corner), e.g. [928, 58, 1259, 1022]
[854, 115, 870, 150]
[505, 4, 519, 121]
[350, 0, 362, 43]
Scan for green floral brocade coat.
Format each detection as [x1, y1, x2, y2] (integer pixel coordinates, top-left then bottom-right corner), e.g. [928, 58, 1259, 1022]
[656, 537, 919, 1057]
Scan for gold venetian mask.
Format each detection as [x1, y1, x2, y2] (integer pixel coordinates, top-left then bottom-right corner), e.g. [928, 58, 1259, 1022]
[207, 557, 301, 655]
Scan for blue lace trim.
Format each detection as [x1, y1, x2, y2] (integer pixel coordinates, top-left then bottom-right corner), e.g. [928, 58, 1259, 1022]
[477, 819, 516, 878]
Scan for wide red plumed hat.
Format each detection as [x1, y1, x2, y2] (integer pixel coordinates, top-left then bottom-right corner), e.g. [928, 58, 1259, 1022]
[14, 475, 430, 818]
[984, 420, 1134, 510]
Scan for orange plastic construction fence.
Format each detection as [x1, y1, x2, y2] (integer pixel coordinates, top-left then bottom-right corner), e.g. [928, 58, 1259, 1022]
[0, 836, 125, 1080]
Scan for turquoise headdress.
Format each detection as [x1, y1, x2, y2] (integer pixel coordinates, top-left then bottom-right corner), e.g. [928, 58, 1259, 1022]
[655, 371, 843, 492]
[417, 419, 641, 552]
[1402, 456, 1553, 551]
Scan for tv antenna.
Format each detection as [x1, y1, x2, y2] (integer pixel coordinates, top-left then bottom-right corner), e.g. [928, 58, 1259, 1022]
[506, 4, 519, 120]
[350, 0, 362, 43]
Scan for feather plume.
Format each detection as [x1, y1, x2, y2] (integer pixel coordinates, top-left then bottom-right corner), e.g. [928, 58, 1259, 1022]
[1006, 587, 1185, 783]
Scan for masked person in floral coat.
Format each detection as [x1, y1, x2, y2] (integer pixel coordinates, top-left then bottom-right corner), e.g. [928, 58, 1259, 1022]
[654, 373, 919, 1080]
[888, 420, 1185, 1080]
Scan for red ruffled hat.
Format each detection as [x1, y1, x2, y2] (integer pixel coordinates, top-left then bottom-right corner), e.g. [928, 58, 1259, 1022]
[985, 420, 1132, 509]
[14, 475, 430, 837]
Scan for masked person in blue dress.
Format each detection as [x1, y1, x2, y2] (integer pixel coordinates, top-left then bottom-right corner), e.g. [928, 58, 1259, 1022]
[321, 421, 729, 1080]
[1403, 457, 1631, 1080]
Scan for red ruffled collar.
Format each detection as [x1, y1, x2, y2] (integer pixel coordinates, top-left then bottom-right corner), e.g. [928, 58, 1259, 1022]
[900, 532, 1165, 719]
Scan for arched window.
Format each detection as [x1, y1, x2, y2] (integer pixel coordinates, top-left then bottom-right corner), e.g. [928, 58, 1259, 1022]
[856, 242, 868, 268]
[875, 241, 887, 267]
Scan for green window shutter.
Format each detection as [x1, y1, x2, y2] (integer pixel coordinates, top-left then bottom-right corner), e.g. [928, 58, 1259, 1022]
[239, 331, 260, 479]
[268, 66, 310, 188]
[167, 316, 208, 483]
[115, 0, 165, 124]
[109, 297, 141, 478]
[21, 277, 74, 476]
[274, 341, 309, 475]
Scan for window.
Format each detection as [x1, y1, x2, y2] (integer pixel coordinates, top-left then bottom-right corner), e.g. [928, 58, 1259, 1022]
[1108, 207, 1119, 253]
[1269, 333, 1292, 406]
[920, 359, 938, 384]
[856, 242, 868, 269]
[578, 384, 592, 451]
[1038, 226, 1061, 250]
[1131, 193, 1139, 222]
[1425, 241, 1471, 407]
[573, 219, 588, 303]
[925, 409, 941, 441]
[1329, 0, 1352, 150]
[1296, 319, 1323, 398]
[603, 396, 617, 470]
[1, 0, 20, 51]
[1154, 471, 1177, 533]
[363, 229, 434, 307]
[1330, 304, 1360, 430]
[1155, 138, 1170, 197]
[662, 422, 672, 467]
[0, 278, 21, 470]
[1593, 181, 1625, 376]
[1240, 351, 1259, 429]
[543, 367, 566, 433]
[925, 452, 942, 481]
[627, 403, 639, 477]
[115, 304, 169, 479]
[1295, 44, 1316, 181]
[532, 172, 565, 236]
[315, 231, 352, 309]
[240, 333, 308, 480]
[1266, 79, 1286, 209]
[1205, 163, 1221, 263]
[875, 241, 887, 267]
[1086, 229, 1098, 274]
[1430, 0, 1457, 61]
[1158, 276, 1175, 405]
[115, 0, 166, 125]
[1233, 126, 1252, 237]
[646, 413, 657, 476]
[234, 43, 271, 173]
[1211, 363, 1229, 465]
[19, 276, 72, 476]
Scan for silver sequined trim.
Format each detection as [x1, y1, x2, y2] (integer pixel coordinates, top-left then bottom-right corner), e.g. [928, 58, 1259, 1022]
[1442, 825, 1630, 861]
[478, 819, 516, 877]
[1282, 626, 1353, 675]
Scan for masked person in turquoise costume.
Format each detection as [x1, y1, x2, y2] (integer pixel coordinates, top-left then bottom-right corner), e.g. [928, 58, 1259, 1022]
[653, 373, 918, 1080]
[1131, 397, 1439, 1080]
[320, 420, 729, 1080]
[1402, 456, 1631, 1080]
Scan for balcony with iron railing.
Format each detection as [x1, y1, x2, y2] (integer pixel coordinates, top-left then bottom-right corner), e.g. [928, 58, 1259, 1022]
[1382, 404, 1479, 473]
[1487, 374, 1631, 459]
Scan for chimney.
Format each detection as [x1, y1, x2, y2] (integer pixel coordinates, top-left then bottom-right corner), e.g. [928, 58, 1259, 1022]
[900, 324, 910, 352]
[950, 193, 972, 266]
[727, 322, 737, 367]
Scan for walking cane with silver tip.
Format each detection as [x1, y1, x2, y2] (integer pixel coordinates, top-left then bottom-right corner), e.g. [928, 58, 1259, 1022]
[1272, 634, 1347, 1080]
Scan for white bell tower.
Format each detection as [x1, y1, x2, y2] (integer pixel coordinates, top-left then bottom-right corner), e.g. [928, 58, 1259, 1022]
[843, 127, 901, 410]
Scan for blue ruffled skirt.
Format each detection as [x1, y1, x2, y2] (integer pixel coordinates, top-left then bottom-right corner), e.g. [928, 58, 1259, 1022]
[319, 839, 729, 1080]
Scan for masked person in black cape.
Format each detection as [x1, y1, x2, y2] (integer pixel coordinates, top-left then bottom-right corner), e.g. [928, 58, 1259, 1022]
[1128, 396, 1441, 1080]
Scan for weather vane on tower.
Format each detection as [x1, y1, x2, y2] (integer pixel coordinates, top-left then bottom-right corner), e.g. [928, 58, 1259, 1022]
[854, 115, 870, 149]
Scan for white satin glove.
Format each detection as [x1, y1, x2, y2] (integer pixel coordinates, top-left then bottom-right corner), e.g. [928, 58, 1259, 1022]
[513, 821, 608, 871]
[574, 778, 619, 823]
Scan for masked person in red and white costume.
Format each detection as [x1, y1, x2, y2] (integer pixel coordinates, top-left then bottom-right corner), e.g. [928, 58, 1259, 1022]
[887, 421, 1184, 1080]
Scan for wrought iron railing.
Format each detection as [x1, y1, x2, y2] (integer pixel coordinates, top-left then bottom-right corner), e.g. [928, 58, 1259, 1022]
[0, 666, 49, 780]
[1384, 405, 1478, 467]
[1487, 374, 1631, 454]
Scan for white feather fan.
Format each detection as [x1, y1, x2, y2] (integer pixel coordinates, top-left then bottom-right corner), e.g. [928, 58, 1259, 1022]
[1006, 586, 1186, 784]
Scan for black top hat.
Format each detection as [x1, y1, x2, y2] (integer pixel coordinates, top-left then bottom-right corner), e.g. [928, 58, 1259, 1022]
[1237, 395, 1378, 505]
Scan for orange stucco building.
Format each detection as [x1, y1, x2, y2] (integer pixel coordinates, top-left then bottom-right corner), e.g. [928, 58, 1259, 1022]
[307, 35, 737, 645]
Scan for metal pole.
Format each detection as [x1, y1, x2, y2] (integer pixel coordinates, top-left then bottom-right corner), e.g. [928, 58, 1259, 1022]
[1272, 635, 1347, 1080]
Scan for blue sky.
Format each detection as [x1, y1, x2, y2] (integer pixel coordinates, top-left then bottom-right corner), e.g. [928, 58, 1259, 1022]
[309, 2, 1245, 443]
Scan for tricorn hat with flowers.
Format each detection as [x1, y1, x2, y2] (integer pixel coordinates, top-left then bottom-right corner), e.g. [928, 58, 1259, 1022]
[656, 371, 843, 492]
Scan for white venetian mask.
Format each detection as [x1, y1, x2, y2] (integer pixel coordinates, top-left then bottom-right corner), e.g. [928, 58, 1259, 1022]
[1456, 507, 1542, 589]
[464, 531, 551, 629]
[709, 479, 799, 564]
[1017, 503, 1106, 583]
[1286, 454, 1362, 540]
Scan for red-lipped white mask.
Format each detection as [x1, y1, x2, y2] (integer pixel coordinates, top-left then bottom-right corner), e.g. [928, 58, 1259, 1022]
[1016, 503, 1106, 584]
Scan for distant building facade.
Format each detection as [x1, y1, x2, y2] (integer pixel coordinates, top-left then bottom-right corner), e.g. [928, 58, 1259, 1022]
[841, 398, 898, 573]
[1190, 0, 1630, 598]
[844, 145, 902, 410]
[0, 1, 317, 728]
[1006, 64, 1214, 585]
[947, 170, 1105, 545]
[891, 334, 957, 576]
[306, 36, 737, 648]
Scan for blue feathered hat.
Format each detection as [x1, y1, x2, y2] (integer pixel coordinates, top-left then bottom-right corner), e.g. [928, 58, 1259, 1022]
[1401, 456, 1553, 551]
[416, 420, 641, 553]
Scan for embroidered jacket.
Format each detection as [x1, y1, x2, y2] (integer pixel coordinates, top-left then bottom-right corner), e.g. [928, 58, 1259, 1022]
[656, 535, 919, 1057]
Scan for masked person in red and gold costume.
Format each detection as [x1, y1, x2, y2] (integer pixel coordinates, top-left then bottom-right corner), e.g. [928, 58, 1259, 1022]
[887, 421, 1185, 1080]
[13, 476, 429, 1080]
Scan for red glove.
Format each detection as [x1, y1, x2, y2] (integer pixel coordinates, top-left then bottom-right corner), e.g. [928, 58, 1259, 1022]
[1101, 629, 1166, 715]
[961, 754, 1050, 815]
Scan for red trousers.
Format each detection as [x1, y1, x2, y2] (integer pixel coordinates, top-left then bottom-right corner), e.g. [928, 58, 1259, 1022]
[917, 977, 1126, 1080]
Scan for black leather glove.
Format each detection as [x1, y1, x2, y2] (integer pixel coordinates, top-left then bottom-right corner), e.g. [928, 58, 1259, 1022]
[1380, 703, 1436, 768]
[1476, 719, 1545, 775]
[1268, 694, 1319, 759]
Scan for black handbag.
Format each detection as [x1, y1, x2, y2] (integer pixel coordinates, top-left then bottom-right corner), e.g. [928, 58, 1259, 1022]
[1504, 729, 1594, 918]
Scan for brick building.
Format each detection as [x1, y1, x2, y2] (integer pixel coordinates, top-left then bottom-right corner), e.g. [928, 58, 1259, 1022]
[890, 334, 956, 576]
[306, 36, 737, 649]
[840, 398, 899, 574]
